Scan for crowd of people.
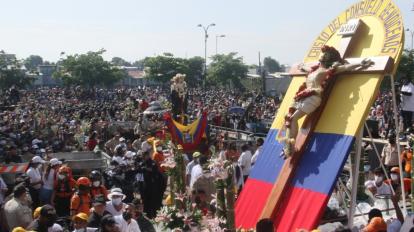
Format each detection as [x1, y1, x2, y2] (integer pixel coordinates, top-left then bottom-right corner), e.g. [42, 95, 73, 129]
[0, 86, 271, 232]
[0, 76, 413, 232]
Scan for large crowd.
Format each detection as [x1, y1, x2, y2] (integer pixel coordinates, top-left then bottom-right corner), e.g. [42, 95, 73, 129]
[0, 78, 413, 232]
[0, 86, 272, 232]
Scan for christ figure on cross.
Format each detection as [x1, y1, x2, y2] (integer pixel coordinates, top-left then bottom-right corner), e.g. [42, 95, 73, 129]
[278, 45, 374, 158]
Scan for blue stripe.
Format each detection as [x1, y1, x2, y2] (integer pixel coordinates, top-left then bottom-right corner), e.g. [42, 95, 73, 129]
[292, 133, 354, 194]
[249, 129, 285, 184]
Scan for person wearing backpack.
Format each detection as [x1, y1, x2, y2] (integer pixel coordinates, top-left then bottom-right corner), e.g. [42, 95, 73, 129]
[71, 177, 92, 216]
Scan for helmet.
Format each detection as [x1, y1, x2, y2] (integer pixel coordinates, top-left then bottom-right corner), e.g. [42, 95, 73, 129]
[76, 177, 91, 186]
[89, 170, 101, 181]
[58, 166, 71, 174]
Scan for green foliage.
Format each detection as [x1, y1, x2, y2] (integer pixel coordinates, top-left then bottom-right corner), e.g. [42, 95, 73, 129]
[263, 56, 281, 73]
[111, 57, 131, 66]
[144, 54, 203, 87]
[0, 51, 34, 90]
[53, 49, 126, 88]
[396, 49, 414, 81]
[24, 55, 43, 71]
[207, 53, 248, 89]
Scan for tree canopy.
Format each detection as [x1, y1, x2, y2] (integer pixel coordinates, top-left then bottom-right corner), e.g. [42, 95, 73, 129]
[24, 55, 43, 72]
[0, 51, 33, 90]
[111, 57, 131, 67]
[53, 49, 126, 88]
[263, 56, 281, 73]
[396, 49, 414, 82]
[144, 54, 203, 87]
[207, 52, 248, 89]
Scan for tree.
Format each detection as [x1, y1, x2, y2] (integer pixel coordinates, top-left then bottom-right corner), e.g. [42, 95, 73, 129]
[24, 55, 43, 71]
[396, 49, 414, 82]
[132, 59, 145, 70]
[207, 53, 248, 89]
[111, 57, 131, 67]
[144, 54, 189, 83]
[185, 56, 204, 87]
[263, 56, 281, 73]
[0, 51, 34, 90]
[53, 49, 126, 88]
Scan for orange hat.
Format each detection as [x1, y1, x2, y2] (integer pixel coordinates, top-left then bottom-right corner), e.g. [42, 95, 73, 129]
[76, 177, 91, 186]
[363, 217, 387, 232]
[72, 212, 88, 221]
[390, 167, 400, 174]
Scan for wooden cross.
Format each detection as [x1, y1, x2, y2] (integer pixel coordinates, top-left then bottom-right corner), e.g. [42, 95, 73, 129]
[260, 18, 393, 220]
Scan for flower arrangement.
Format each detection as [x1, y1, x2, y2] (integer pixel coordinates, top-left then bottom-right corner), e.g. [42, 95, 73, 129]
[155, 195, 203, 231]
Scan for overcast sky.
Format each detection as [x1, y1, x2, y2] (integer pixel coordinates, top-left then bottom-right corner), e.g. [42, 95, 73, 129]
[0, 0, 413, 65]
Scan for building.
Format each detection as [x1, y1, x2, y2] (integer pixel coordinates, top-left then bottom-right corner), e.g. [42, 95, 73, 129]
[31, 65, 59, 86]
[116, 66, 159, 87]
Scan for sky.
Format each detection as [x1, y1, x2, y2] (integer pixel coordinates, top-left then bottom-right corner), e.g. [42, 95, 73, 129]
[0, 0, 413, 65]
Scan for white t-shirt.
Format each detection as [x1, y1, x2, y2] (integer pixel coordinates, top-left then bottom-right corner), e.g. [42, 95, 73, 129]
[365, 180, 392, 196]
[105, 201, 126, 216]
[114, 215, 141, 232]
[251, 146, 262, 166]
[43, 169, 56, 190]
[238, 151, 252, 176]
[186, 160, 196, 176]
[26, 167, 42, 189]
[401, 83, 414, 112]
[190, 164, 203, 189]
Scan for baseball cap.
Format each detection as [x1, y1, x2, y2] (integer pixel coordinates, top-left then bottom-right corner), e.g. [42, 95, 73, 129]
[72, 213, 88, 221]
[93, 194, 106, 205]
[32, 156, 45, 164]
[50, 158, 62, 166]
[193, 151, 201, 158]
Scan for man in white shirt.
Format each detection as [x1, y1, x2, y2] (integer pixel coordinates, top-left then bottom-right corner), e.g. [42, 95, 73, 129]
[238, 144, 252, 182]
[114, 203, 141, 232]
[186, 152, 200, 187]
[401, 78, 414, 132]
[251, 138, 264, 167]
[364, 168, 392, 196]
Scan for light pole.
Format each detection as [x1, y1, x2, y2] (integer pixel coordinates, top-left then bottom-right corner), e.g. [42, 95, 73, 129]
[197, 23, 215, 88]
[407, 28, 414, 51]
[215, 34, 226, 55]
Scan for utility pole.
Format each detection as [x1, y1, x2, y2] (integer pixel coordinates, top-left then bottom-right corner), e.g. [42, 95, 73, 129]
[258, 52, 266, 93]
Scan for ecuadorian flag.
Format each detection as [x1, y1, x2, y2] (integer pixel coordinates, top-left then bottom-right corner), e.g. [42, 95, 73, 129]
[164, 112, 208, 151]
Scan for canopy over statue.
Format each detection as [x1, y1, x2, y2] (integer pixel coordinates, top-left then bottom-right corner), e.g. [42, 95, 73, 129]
[235, 0, 404, 230]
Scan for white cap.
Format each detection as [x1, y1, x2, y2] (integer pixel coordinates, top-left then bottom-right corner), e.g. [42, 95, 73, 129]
[32, 139, 42, 145]
[40, 148, 46, 153]
[32, 144, 39, 149]
[32, 156, 45, 164]
[119, 137, 126, 142]
[49, 158, 62, 166]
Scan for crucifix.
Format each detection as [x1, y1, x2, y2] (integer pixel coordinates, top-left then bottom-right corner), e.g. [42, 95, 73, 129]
[260, 18, 393, 220]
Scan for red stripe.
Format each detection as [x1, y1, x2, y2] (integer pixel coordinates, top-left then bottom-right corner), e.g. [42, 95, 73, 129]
[10, 165, 18, 173]
[235, 179, 273, 229]
[0, 166, 7, 173]
[274, 187, 329, 231]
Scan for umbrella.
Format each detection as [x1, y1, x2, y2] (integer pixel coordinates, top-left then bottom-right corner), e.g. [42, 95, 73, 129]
[143, 105, 168, 115]
[228, 106, 245, 115]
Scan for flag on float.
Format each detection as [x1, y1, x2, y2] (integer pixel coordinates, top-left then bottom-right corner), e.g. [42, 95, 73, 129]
[164, 112, 208, 151]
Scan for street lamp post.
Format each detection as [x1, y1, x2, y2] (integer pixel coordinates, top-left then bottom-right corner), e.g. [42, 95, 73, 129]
[197, 23, 215, 88]
[407, 28, 414, 51]
[215, 34, 226, 55]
